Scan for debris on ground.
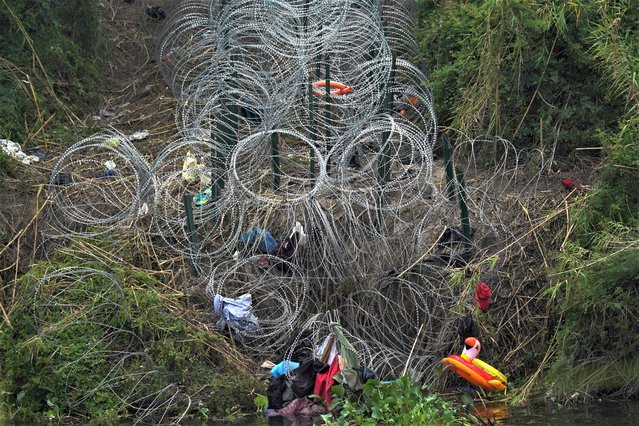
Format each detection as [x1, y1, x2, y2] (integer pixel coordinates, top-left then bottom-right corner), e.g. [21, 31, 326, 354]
[213, 293, 259, 333]
[0, 139, 41, 165]
[561, 178, 590, 192]
[474, 282, 492, 313]
[128, 130, 150, 141]
[92, 102, 131, 122]
[145, 5, 166, 20]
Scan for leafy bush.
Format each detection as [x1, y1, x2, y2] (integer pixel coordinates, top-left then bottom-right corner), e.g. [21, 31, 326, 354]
[0, 248, 264, 423]
[324, 376, 466, 425]
[548, 116, 639, 396]
[416, 0, 626, 153]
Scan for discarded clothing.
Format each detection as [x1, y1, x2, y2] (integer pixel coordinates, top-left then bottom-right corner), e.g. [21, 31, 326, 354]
[561, 178, 590, 192]
[213, 293, 259, 333]
[474, 282, 491, 312]
[239, 227, 278, 254]
[274, 221, 306, 260]
[0, 139, 40, 165]
[314, 356, 341, 407]
[290, 358, 328, 399]
[51, 172, 72, 186]
[267, 397, 327, 419]
[96, 169, 117, 179]
[193, 188, 212, 206]
[315, 334, 338, 365]
[331, 323, 361, 390]
[272, 222, 307, 273]
[457, 313, 476, 344]
[279, 328, 314, 363]
[271, 360, 300, 378]
[23, 147, 52, 161]
[359, 366, 379, 384]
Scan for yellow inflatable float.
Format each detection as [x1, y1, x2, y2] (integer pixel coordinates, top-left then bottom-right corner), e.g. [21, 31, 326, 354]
[441, 337, 507, 392]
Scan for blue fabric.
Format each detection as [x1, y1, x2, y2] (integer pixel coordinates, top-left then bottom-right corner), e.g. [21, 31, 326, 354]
[96, 169, 117, 179]
[239, 227, 279, 254]
[213, 294, 259, 332]
[271, 360, 300, 378]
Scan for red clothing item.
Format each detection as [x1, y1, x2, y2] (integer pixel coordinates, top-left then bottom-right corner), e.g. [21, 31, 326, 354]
[314, 356, 341, 407]
[474, 282, 491, 312]
[562, 179, 577, 189]
[562, 179, 590, 192]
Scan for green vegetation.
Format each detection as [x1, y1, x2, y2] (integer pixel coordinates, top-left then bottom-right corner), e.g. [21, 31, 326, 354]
[417, 0, 629, 153]
[0, 244, 264, 423]
[324, 376, 466, 425]
[0, 151, 18, 186]
[417, 0, 639, 400]
[548, 118, 639, 396]
[1, 0, 639, 421]
[0, 0, 102, 143]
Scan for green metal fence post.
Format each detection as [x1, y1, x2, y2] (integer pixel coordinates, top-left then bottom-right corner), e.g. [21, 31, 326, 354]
[271, 131, 281, 191]
[377, 55, 396, 231]
[212, 73, 239, 201]
[324, 62, 332, 174]
[456, 169, 472, 251]
[309, 82, 316, 181]
[183, 193, 200, 277]
[442, 134, 456, 201]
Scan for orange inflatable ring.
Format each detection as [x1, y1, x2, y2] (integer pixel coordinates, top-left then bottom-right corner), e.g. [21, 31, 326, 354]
[312, 80, 353, 97]
[441, 354, 507, 392]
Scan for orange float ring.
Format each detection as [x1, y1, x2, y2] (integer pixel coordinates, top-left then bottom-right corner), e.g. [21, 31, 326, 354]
[312, 80, 353, 97]
[441, 355, 506, 392]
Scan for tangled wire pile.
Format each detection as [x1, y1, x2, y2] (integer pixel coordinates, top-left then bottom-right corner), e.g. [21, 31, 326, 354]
[155, 0, 450, 378]
[44, 2, 554, 411]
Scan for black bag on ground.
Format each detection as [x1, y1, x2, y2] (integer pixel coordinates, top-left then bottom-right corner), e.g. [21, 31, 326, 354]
[290, 359, 329, 398]
[267, 375, 293, 409]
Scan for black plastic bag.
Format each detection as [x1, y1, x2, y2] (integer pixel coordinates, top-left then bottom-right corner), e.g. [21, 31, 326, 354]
[291, 359, 328, 399]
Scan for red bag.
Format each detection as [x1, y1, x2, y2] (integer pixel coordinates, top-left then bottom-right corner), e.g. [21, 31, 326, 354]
[314, 356, 341, 407]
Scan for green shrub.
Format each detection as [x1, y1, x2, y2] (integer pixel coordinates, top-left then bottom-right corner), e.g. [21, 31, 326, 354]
[0, 249, 264, 423]
[324, 376, 466, 425]
[548, 116, 639, 396]
[416, 0, 626, 153]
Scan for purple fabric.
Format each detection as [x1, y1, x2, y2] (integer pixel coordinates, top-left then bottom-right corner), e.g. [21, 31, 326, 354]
[267, 397, 327, 419]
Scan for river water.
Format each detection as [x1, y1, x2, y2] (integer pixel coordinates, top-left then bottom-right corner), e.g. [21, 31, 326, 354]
[496, 400, 639, 425]
[229, 400, 639, 425]
[2, 400, 638, 424]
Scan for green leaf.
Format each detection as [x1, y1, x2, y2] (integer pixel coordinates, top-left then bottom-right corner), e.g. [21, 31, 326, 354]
[253, 394, 268, 412]
[461, 392, 474, 406]
[332, 383, 345, 396]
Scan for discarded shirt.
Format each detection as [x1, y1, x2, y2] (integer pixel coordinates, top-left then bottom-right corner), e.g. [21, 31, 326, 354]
[213, 293, 259, 332]
[239, 227, 278, 254]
